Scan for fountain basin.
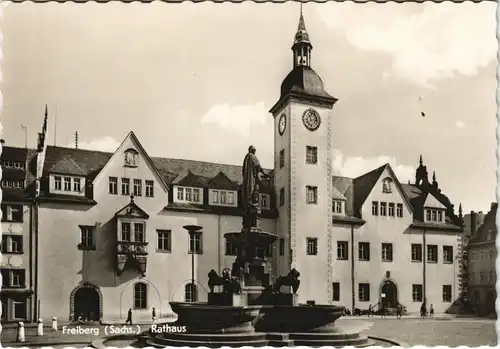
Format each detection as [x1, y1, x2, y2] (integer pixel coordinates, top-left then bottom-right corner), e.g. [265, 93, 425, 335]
[169, 302, 262, 334]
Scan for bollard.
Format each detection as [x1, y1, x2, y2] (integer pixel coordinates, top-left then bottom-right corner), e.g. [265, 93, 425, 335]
[51, 317, 58, 331]
[37, 318, 44, 336]
[16, 322, 25, 342]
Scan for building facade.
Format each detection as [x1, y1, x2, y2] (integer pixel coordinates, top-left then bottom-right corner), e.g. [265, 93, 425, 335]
[2, 13, 465, 323]
[467, 203, 497, 317]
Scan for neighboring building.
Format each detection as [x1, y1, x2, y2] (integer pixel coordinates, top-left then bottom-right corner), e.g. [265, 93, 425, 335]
[0, 143, 38, 322]
[4, 12, 464, 322]
[467, 203, 497, 317]
[463, 211, 486, 240]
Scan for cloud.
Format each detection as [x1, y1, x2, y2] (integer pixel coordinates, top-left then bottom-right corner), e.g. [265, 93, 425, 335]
[72, 136, 120, 153]
[332, 149, 415, 183]
[316, 2, 497, 87]
[200, 102, 268, 137]
[455, 121, 466, 129]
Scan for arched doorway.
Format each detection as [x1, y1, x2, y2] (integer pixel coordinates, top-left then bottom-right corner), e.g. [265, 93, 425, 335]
[381, 280, 398, 308]
[73, 286, 100, 322]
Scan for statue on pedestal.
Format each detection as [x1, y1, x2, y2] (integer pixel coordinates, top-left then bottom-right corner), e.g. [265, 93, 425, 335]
[242, 145, 269, 230]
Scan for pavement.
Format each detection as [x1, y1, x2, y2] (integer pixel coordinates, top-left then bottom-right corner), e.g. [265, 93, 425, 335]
[344, 312, 486, 320]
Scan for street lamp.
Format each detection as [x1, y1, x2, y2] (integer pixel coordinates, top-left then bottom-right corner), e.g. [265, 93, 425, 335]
[183, 225, 203, 302]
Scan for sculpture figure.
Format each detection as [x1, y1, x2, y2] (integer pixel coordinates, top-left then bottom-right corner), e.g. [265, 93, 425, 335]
[272, 268, 301, 294]
[241, 145, 269, 229]
[208, 268, 242, 294]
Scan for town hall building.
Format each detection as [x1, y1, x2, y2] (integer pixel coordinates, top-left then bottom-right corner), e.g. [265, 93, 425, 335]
[1, 12, 463, 323]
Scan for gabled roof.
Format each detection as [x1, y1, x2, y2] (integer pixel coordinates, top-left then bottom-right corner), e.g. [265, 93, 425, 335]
[92, 131, 169, 193]
[352, 163, 414, 217]
[175, 170, 210, 188]
[115, 197, 150, 219]
[331, 186, 347, 201]
[208, 171, 239, 190]
[50, 156, 86, 176]
[423, 192, 447, 209]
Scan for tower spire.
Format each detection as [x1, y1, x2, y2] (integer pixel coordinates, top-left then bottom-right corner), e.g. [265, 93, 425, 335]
[419, 154, 423, 166]
[292, 4, 312, 68]
[432, 171, 436, 182]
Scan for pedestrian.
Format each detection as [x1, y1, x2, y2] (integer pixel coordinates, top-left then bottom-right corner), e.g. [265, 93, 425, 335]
[429, 304, 434, 318]
[125, 308, 133, 325]
[152, 307, 156, 322]
[396, 303, 402, 319]
[420, 302, 427, 318]
[368, 304, 372, 317]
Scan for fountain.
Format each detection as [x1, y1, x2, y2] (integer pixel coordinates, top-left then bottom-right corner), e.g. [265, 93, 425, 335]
[143, 146, 376, 348]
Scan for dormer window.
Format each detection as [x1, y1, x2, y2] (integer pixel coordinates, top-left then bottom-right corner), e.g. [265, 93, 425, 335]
[124, 148, 139, 168]
[260, 194, 271, 210]
[210, 189, 237, 207]
[424, 208, 445, 223]
[2, 161, 26, 170]
[176, 186, 203, 205]
[382, 177, 393, 193]
[51, 175, 85, 196]
[332, 200, 343, 214]
[1, 180, 25, 189]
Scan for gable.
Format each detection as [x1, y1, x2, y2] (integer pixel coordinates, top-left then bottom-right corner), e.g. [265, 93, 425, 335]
[92, 132, 168, 193]
[175, 170, 210, 188]
[208, 171, 238, 190]
[115, 199, 150, 219]
[356, 164, 414, 216]
[423, 193, 447, 209]
[50, 156, 86, 176]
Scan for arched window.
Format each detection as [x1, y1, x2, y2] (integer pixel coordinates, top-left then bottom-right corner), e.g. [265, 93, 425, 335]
[124, 148, 139, 167]
[134, 282, 147, 309]
[185, 283, 197, 303]
[382, 177, 393, 193]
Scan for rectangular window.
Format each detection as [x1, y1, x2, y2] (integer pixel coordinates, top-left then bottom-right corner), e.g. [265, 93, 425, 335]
[332, 282, 340, 301]
[411, 244, 423, 262]
[480, 271, 485, 282]
[396, 203, 403, 217]
[280, 188, 285, 206]
[11, 235, 23, 253]
[412, 284, 423, 302]
[337, 241, 348, 260]
[79, 226, 95, 250]
[358, 283, 370, 302]
[121, 178, 130, 196]
[1, 204, 23, 222]
[388, 203, 395, 217]
[73, 178, 81, 193]
[145, 180, 154, 197]
[157, 230, 171, 252]
[121, 222, 131, 242]
[306, 186, 317, 204]
[437, 211, 443, 222]
[193, 188, 200, 202]
[11, 269, 26, 287]
[279, 238, 285, 256]
[109, 177, 118, 195]
[134, 223, 145, 242]
[64, 177, 72, 191]
[54, 176, 62, 191]
[260, 194, 269, 209]
[489, 270, 494, 282]
[177, 187, 184, 201]
[133, 179, 142, 196]
[220, 191, 226, 204]
[358, 242, 370, 261]
[427, 244, 438, 263]
[426, 210, 432, 222]
[333, 200, 342, 214]
[372, 201, 379, 216]
[186, 188, 193, 201]
[227, 192, 234, 205]
[381, 243, 393, 262]
[442, 285, 452, 302]
[306, 146, 318, 164]
[443, 246, 454, 264]
[225, 240, 239, 256]
[13, 300, 26, 320]
[306, 237, 318, 255]
[189, 232, 203, 254]
[279, 149, 285, 168]
[380, 202, 387, 216]
[212, 190, 219, 204]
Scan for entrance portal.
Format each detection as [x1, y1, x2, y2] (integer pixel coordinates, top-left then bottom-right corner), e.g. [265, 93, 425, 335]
[381, 280, 398, 308]
[73, 286, 100, 322]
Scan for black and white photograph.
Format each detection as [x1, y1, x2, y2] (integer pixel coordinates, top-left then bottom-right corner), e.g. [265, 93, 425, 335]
[0, 1, 497, 347]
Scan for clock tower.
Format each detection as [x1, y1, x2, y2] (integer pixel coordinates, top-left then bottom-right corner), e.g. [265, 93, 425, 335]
[269, 8, 338, 304]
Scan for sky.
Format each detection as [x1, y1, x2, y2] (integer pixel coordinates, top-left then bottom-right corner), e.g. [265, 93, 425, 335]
[0, 1, 497, 213]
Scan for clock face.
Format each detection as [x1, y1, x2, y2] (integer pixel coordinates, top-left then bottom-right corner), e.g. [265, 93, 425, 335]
[302, 109, 321, 131]
[278, 113, 287, 135]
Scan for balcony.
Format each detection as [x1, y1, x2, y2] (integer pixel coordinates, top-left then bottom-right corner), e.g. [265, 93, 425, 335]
[116, 241, 148, 277]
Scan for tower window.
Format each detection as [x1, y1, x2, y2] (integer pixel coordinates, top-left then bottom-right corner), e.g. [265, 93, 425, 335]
[396, 204, 403, 217]
[306, 238, 318, 255]
[388, 203, 395, 216]
[380, 202, 387, 216]
[279, 188, 285, 207]
[306, 186, 317, 204]
[305, 146, 318, 164]
[279, 149, 285, 168]
[372, 201, 379, 216]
